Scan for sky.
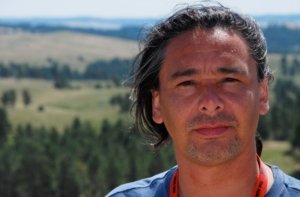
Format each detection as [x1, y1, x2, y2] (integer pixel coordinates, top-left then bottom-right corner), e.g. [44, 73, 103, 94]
[0, 0, 300, 18]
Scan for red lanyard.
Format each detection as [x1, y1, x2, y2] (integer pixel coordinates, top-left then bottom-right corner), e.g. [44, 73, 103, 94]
[170, 169, 179, 197]
[169, 156, 268, 197]
[252, 156, 268, 197]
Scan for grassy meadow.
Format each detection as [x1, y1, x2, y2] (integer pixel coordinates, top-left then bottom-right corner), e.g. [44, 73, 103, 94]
[262, 141, 300, 175]
[0, 30, 139, 71]
[0, 78, 131, 131]
[0, 30, 139, 130]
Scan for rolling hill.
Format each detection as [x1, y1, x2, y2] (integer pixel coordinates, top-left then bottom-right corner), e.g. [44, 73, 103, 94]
[0, 29, 139, 71]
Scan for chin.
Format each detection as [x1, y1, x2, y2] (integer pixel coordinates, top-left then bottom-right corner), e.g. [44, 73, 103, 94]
[186, 136, 241, 166]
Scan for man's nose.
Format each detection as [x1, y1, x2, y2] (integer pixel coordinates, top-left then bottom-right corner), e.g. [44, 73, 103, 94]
[197, 86, 224, 115]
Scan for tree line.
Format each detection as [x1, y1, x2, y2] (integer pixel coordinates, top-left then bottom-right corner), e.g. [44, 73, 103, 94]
[0, 23, 144, 41]
[1, 56, 299, 83]
[0, 108, 175, 196]
[279, 55, 300, 76]
[264, 25, 300, 53]
[0, 58, 132, 87]
[1, 23, 300, 53]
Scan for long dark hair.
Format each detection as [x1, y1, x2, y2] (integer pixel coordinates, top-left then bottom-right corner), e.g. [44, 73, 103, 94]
[131, 3, 273, 148]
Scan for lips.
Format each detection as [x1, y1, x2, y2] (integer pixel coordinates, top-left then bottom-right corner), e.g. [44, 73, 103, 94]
[192, 124, 231, 137]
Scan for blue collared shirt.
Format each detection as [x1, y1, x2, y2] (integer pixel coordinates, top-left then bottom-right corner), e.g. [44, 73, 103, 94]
[106, 165, 300, 197]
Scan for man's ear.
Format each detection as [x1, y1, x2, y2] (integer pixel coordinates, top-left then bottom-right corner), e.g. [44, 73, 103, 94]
[151, 90, 163, 124]
[259, 79, 269, 115]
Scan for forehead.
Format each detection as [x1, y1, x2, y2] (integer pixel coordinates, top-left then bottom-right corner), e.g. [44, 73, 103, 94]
[161, 27, 255, 76]
[165, 27, 250, 61]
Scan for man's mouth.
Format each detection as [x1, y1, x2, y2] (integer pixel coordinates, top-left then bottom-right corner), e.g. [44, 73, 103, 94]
[192, 124, 231, 138]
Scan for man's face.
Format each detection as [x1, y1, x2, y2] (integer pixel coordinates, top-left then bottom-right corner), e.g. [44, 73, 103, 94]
[151, 28, 269, 166]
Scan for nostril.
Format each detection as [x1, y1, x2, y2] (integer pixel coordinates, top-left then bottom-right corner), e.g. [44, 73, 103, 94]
[198, 98, 224, 113]
[198, 87, 224, 113]
[200, 105, 221, 112]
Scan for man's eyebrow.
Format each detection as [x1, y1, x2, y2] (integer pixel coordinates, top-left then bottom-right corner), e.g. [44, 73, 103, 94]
[170, 68, 198, 80]
[169, 66, 247, 79]
[218, 67, 247, 75]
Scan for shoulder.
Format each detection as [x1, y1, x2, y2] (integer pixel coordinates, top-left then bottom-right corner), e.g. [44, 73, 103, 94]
[105, 166, 177, 197]
[268, 165, 300, 196]
[279, 168, 300, 193]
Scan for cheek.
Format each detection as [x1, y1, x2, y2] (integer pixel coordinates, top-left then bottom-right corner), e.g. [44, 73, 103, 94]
[227, 90, 261, 129]
[159, 92, 193, 133]
[162, 91, 198, 117]
[152, 90, 188, 142]
[225, 83, 260, 105]
[224, 87, 260, 118]
[160, 95, 184, 123]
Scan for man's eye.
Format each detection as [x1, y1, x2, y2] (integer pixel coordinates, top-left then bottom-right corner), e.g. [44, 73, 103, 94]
[178, 81, 194, 87]
[223, 78, 239, 83]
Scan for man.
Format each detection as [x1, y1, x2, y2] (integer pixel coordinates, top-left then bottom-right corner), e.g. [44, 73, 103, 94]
[106, 3, 300, 197]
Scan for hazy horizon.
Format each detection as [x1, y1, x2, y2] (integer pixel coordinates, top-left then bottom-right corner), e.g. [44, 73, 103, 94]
[1, 0, 300, 19]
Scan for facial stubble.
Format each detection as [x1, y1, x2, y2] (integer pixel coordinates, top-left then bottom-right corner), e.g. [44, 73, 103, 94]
[186, 134, 241, 166]
[185, 113, 241, 165]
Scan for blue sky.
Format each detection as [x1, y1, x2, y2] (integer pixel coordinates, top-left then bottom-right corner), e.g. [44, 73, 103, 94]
[1, 0, 300, 18]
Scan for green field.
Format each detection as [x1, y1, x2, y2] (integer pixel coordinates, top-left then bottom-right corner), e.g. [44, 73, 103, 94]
[0, 78, 131, 131]
[262, 141, 300, 175]
[0, 30, 139, 71]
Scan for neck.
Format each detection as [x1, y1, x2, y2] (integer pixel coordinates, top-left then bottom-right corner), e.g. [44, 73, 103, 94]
[177, 148, 259, 197]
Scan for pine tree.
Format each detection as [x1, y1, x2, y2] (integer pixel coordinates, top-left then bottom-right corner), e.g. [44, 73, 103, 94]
[22, 89, 32, 106]
[1, 89, 16, 107]
[292, 122, 300, 150]
[280, 55, 288, 76]
[0, 107, 10, 146]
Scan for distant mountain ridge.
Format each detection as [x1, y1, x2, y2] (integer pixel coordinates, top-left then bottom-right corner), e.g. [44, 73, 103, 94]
[256, 14, 300, 25]
[0, 17, 158, 30]
[1, 14, 300, 29]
